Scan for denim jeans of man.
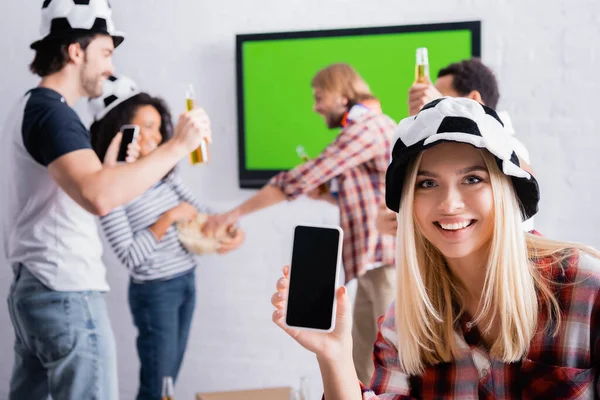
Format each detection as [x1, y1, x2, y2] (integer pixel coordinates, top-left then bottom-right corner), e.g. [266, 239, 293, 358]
[7, 264, 118, 400]
[129, 269, 196, 400]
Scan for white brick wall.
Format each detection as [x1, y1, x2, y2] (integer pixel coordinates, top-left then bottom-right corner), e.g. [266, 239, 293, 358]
[0, 0, 599, 398]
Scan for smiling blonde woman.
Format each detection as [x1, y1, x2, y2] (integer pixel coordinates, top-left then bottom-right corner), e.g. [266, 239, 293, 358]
[271, 97, 600, 399]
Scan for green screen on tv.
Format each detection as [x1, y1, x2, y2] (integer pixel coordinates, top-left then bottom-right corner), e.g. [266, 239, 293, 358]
[236, 21, 481, 188]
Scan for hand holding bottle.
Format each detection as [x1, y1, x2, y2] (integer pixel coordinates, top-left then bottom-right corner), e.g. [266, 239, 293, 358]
[408, 83, 442, 116]
[172, 108, 212, 155]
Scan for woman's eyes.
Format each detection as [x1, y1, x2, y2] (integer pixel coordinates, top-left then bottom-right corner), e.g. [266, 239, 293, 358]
[416, 175, 484, 189]
[416, 179, 437, 189]
[464, 175, 483, 184]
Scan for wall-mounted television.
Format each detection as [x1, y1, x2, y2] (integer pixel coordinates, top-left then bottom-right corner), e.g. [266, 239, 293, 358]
[236, 21, 481, 188]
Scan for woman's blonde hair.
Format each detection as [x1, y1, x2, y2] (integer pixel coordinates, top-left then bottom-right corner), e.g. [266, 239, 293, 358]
[395, 149, 600, 375]
[311, 63, 376, 104]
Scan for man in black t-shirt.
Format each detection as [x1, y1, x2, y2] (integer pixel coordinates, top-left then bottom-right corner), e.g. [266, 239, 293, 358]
[1, 2, 211, 399]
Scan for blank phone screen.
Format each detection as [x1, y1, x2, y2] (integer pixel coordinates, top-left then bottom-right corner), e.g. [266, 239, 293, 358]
[118, 127, 137, 162]
[286, 225, 341, 330]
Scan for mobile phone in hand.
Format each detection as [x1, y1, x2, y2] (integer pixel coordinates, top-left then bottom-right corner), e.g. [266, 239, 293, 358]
[117, 124, 140, 162]
[285, 224, 343, 332]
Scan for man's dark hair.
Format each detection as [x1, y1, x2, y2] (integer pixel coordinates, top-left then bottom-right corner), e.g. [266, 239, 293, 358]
[90, 93, 174, 161]
[30, 33, 97, 77]
[437, 58, 500, 109]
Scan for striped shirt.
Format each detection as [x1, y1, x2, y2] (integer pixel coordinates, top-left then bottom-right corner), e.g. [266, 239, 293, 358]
[269, 105, 397, 282]
[360, 250, 600, 399]
[100, 172, 206, 282]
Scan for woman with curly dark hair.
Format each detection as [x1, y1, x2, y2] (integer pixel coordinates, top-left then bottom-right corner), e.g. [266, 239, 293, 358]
[89, 75, 245, 400]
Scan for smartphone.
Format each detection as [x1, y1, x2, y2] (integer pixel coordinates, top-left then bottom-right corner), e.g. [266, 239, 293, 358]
[117, 124, 140, 162]
[285, 224, 343, 332]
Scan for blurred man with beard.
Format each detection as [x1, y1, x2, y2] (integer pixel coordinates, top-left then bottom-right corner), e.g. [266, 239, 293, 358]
[0, 2, 210, 398]
[204, 63, 397, 384]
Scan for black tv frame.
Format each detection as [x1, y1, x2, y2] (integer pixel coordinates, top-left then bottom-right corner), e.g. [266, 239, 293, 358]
[235, 20, 481, 189]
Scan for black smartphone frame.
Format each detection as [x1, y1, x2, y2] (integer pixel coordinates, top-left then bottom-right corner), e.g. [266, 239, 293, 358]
[117, 124, 140, 162]
[285, 224, 343, 332]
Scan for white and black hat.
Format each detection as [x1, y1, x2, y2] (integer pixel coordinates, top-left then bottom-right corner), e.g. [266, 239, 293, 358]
[31, 0, 124, 50]
[386, 97, 539, 220]
[88, 74, 140, 121]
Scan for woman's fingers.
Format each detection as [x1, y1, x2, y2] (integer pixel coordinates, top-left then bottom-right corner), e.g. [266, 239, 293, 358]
[271, 290, 286, 307]
[276, 275, 289, 291]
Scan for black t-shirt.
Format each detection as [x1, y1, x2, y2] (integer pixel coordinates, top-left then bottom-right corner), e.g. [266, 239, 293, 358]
[22, 87, 91, 166]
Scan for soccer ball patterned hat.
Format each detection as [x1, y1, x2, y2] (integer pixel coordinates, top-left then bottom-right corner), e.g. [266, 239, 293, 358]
[31, 0, 124, 50]
[88, 74, 140, 121]
[385, 97, 540, 220]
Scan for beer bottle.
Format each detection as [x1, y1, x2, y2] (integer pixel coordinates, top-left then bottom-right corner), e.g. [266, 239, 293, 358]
[186, 84, 209, 165]
[299, 376, 310, 400]
[161, 376, 174, 400]
[296, 145, 329, 195]
[414, 47, 430, 84]
[295, 145, 311, 163]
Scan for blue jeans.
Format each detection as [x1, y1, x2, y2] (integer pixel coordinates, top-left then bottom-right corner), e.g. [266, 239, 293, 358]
[7, 264, 118, 400]
[129, 270, 196, 400]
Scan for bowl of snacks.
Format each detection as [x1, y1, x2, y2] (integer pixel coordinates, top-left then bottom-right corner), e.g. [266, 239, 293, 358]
[176, 213, 237, 255]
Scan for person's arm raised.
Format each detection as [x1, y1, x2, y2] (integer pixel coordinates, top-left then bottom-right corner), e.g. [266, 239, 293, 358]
[49, 109, 210, 216]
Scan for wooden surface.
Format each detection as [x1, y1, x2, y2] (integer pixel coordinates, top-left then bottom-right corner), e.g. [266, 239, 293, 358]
[196, 386, 293, 400]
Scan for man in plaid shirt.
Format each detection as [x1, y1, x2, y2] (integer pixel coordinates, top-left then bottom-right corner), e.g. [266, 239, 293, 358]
[204, 63, 396, 383]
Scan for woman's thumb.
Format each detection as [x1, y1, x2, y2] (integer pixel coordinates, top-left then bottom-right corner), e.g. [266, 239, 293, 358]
[335, 286, 351, 317]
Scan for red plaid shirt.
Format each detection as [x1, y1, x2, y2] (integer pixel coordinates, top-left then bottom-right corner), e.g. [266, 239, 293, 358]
[269, 110, 397, 282]
[362, 251, 600, 399]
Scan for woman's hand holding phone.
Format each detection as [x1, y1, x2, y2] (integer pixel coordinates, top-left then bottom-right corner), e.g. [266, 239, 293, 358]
[103, 126, 141, 166]
[271, 265, 353, 363]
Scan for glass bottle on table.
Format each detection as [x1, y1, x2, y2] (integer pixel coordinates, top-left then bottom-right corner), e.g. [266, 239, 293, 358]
[161, 376, 174, 400]
[298, 376, 310, 400]
[186, 84, 209, 165]
[289, 389, 301, 400]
